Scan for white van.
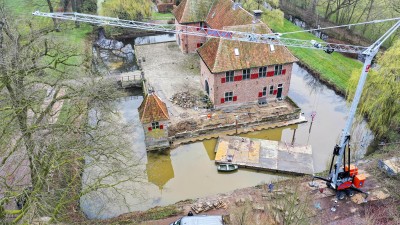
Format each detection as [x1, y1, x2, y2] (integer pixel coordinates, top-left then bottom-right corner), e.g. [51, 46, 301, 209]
[170, 215, 225, 225]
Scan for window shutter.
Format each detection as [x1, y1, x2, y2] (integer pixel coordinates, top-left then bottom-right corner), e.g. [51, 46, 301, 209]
[220, 98, 225, 103]
[267, 71, 274, 77]
[251, 73, 258, 79]
[282, 69, 286, 75]
[148, 127, 152, 131]
[160, 125, 164, 129]
[233, 96, 237, 101]
[221, 77, 226, 83]
[234, 76, 242, 81]
[273, 90, 278, 95]
[258, 92, 263, 97]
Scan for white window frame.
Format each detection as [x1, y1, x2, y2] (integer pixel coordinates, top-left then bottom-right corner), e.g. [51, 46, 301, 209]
[242, 69, 250, 80]
[225, 71, 234, 82]
[224, 91, 233, 102]
[259, 67, 267, 78]
[274, 65, 283, 76]
[151, 121, 160, 129]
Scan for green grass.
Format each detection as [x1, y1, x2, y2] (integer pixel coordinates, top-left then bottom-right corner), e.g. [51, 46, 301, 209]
[151, 12, 174, 20]
[265, 19, 363, 92]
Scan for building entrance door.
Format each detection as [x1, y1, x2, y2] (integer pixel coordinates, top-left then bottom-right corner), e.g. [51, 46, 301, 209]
[205, 80, 210, 95]
[277, 84, 283, 98]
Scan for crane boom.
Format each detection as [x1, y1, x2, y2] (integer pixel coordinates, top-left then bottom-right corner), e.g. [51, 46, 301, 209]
[32, 11, 368, 54]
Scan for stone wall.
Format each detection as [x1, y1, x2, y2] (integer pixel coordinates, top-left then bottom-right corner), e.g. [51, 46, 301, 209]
[170, 107, 301, 144]
[200, 62, 294, 108]
[175, 20, 207, 53]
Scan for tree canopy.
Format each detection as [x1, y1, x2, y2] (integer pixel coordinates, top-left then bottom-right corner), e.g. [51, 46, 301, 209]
[348, 39, 400, 137]
[101, 0, 152, 21]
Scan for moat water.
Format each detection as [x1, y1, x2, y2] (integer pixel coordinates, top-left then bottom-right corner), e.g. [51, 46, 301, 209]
[80, 63, 373, 219]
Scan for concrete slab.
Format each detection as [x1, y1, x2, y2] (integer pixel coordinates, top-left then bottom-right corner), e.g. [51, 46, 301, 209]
[215, 136, 314, 175]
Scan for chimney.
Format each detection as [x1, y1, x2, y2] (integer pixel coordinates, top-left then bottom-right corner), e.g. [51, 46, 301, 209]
[252, 9, 263, 22]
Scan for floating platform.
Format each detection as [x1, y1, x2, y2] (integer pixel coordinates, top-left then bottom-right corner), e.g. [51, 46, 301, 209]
[214, 136, 314, 175]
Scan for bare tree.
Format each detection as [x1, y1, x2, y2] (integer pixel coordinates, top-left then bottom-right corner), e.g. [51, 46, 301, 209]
[0, 5, 144, 223]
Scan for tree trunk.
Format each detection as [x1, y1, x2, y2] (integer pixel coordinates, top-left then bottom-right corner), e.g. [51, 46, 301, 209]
[45, 0, 60, 31]
[311, 0, 318, 13]
[72, 0, 81, 27]
[324, 0, 332, 19]
[362, 0, 374, 34]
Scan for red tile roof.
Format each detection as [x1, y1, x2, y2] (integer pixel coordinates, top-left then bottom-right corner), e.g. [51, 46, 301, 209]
[205, 0, 253, 29]
[172, 0, 214, 24]
[198, 23, 298, 73]
[138, 93, 169, 123]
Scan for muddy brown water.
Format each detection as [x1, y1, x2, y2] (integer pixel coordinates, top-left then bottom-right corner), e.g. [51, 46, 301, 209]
[80, 63, 373, 219]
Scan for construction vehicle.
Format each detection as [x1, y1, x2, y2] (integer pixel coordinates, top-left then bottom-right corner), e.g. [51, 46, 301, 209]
[32, 11, 400, 200]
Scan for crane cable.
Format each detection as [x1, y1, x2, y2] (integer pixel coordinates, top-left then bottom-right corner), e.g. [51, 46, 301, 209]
[277, 17, 400, 36]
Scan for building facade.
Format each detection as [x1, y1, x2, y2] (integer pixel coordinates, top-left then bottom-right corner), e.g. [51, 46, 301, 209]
[200, 60, 294, 107]
[173, 0, 298, 108]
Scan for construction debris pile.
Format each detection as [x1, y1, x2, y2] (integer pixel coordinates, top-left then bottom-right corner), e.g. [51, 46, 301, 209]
[168, 120, 198, 136]
[191, 199, 227, 214]
[171, 91, 200, 108]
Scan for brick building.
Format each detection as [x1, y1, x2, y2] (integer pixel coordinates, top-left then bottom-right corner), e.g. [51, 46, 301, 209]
[173, 0, 298, 107]
[138, 93, 170, 150]
[198, 24, 298, 107]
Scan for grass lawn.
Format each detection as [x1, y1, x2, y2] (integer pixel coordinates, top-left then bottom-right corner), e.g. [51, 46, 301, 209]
[151, 12, 174, 20]
[264, 19, 363, 92]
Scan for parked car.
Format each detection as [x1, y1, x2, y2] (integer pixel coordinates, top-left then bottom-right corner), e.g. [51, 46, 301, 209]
[170, 215, 226, 225]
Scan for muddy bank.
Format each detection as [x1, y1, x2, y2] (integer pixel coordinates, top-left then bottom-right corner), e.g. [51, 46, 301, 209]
[99, 156, 395, 225]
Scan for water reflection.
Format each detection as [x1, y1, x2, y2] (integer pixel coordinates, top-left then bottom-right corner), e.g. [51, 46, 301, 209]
[146, 152, 174, 191]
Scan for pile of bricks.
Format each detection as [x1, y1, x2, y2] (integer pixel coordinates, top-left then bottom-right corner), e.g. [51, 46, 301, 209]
[191, 199, 227, 214]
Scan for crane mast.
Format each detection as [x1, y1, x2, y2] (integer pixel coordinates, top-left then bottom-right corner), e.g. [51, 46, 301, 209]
[33, 11, 400, 198]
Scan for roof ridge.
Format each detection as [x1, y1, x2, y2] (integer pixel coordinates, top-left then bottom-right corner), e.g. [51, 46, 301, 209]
[205, 0, 218, 20]
[154, 94, 169, 119]
[140, 94, 149, 122]
[213, 37, 224, 72]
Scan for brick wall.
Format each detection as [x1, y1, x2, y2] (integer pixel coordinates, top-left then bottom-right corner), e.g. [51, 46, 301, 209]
[175, 20, 208, 53]
[200, 59, 216, 102]
[200, 61, 294, 108]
